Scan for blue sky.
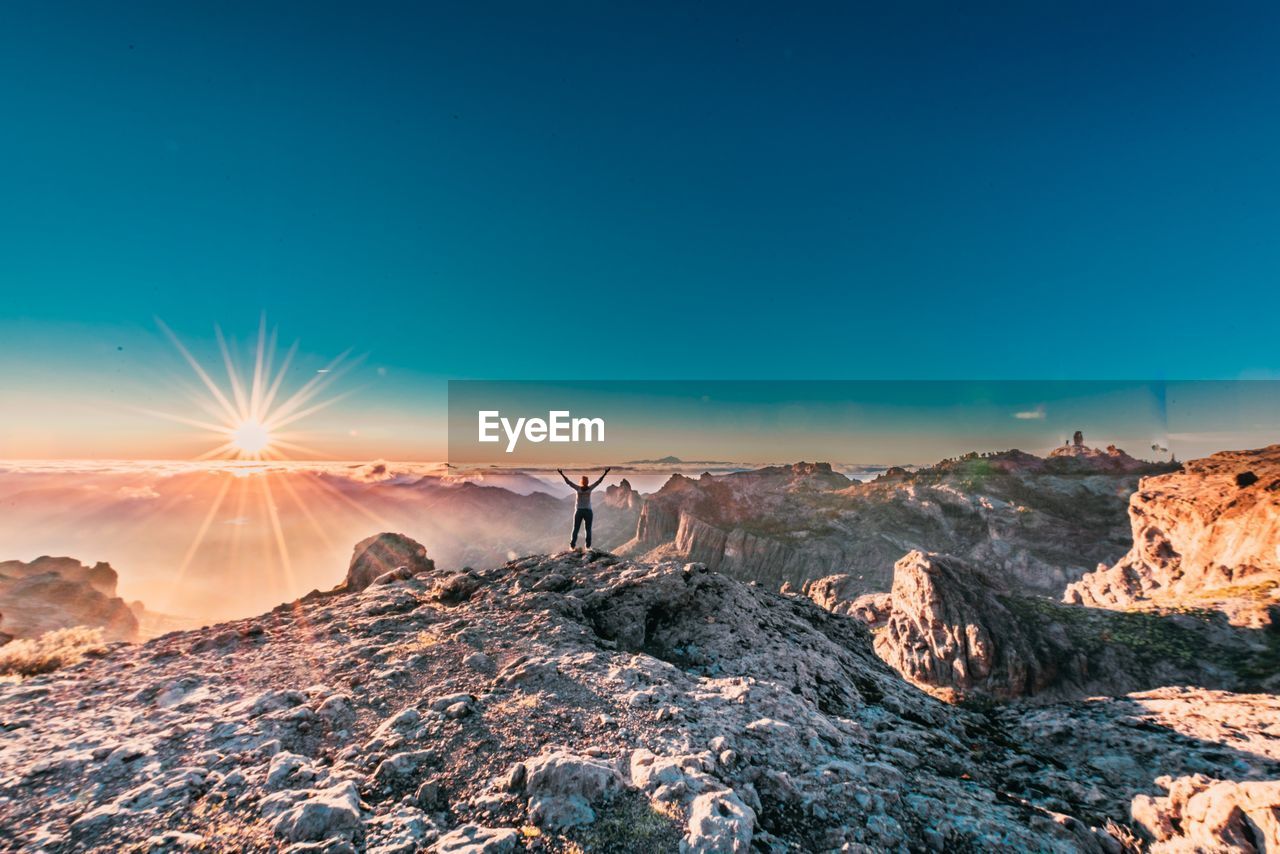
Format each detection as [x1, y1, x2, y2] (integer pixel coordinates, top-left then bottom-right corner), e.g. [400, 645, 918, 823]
[2, 2, 1279, 458]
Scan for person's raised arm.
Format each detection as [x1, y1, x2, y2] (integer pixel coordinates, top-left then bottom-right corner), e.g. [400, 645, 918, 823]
[558, 469, 576, 488]
[589, 467, 611, 489]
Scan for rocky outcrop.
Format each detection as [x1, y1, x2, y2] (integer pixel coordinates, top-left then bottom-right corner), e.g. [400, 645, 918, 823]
[868, 551, 1273, 701]
[601, 478, 641, 511]
[1131, 775, 1280, 851]
[622, 449, 1174, 600]
[1048, 439, 1155, 473]
[8, 546, 1248, 851]
[344, 533, 436, 592]
[0, 557, 139, 641]
[1065, 445, 1280, 627]
[799, 574, 891, 626]
[986, 688, 1280, 851]
[873, 551, 1068, 700]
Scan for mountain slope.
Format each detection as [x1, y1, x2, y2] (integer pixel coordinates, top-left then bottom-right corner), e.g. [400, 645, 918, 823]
[621, 449, 1173, 598]
[0, 544, 1218, 853]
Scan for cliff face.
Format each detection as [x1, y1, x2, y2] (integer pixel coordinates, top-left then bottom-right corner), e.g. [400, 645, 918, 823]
[1065, 445, 1280, 627]
[622, 450, 1171, 599]
[873, 551, 1065, 700]
[0, 557, 139, 641]
[864, 551, 1271, 702]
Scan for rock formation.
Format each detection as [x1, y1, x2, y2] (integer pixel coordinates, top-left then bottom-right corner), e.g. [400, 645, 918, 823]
[601, 478, 642, 511]
[1065, 444, 1280, 627]
[9, 546, 1267, 851]
[817, 550, 1274, 701]
[1047, 436, 1155, 472]
[798, 574, 891, 627]
[621, 450, 1173, 600]
[990, 688, 1280, 850]
[345, 532, 437, 592]
[0, 557, 139, 641]
[1131, 775, 1280, 851]
[873, 551, 1069, 700]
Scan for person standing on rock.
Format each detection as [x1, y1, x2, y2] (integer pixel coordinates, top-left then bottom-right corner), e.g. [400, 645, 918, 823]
[558, 468, 610, 550]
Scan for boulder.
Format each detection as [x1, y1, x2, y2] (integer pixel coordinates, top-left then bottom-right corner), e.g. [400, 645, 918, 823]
[682, 789, 755, 853]
[1131, 775, 1280, 852]
[345, 534, 435, 593]
[431, 824, 518, 853]
[271, 780, 365, 842]
[874, 551, 1062, 699]
[522, 750, 625, 828]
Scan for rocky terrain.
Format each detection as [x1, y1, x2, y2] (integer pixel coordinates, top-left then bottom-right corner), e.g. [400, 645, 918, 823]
[1066, 445, 1280, 628]
[861, 550, 1277, 702]
[621, 445, 1174, 600]
[0, 557, 140, 642]
[794, 446, 1280, 704]
[0, 535, 1270, 852]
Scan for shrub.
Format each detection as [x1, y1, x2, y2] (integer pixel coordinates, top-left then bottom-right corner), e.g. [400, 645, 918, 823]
[0, 626, 108, 677]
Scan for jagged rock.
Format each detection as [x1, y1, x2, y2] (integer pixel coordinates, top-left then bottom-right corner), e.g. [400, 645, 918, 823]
[269, 780, 366, 842]
[801, 573, 860, 613]
[682, 789, 755, 853]
[620, 451, 1172, 599]
[345, 534, 435, 593]
[316, 694, 356, 729]
[1131, 775, 1280, 851]
[370, 750, 437, 789]
[1066, 445, 1280, 627]
[872, 550, 1264, 700]
[602, 478, 642, 511]
[0, 557, 140, 641]
[522, 750, 624, 828]
[802, 574, 891, 626]
[874, 551, 1065, 699]
[267, 751, 319, 790]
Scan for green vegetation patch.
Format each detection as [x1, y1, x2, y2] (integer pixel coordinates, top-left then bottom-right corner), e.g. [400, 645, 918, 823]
[562, 792, 686, 853]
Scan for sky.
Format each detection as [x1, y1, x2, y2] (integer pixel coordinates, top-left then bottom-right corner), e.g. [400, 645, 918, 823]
[3, 2, 1280, 460]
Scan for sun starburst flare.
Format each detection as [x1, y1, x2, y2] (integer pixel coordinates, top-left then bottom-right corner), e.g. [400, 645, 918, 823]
[133, 316, 390, 632]
[145, 315, 361, 461]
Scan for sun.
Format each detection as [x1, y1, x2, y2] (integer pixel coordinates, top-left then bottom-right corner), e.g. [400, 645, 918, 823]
[230, 419, 272, 455]
[145, 315, 359, 462]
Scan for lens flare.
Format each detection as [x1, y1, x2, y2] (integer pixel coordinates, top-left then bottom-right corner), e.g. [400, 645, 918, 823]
[143, 315, 360, 461]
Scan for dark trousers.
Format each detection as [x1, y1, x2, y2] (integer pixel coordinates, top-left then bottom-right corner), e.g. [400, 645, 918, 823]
[572, 508, 593, 547]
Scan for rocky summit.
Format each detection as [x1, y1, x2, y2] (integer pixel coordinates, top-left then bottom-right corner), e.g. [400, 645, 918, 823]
[1066, 444, 1280, 628]
[2, 539, 1278, 853]
[0, 557, 140, 642]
